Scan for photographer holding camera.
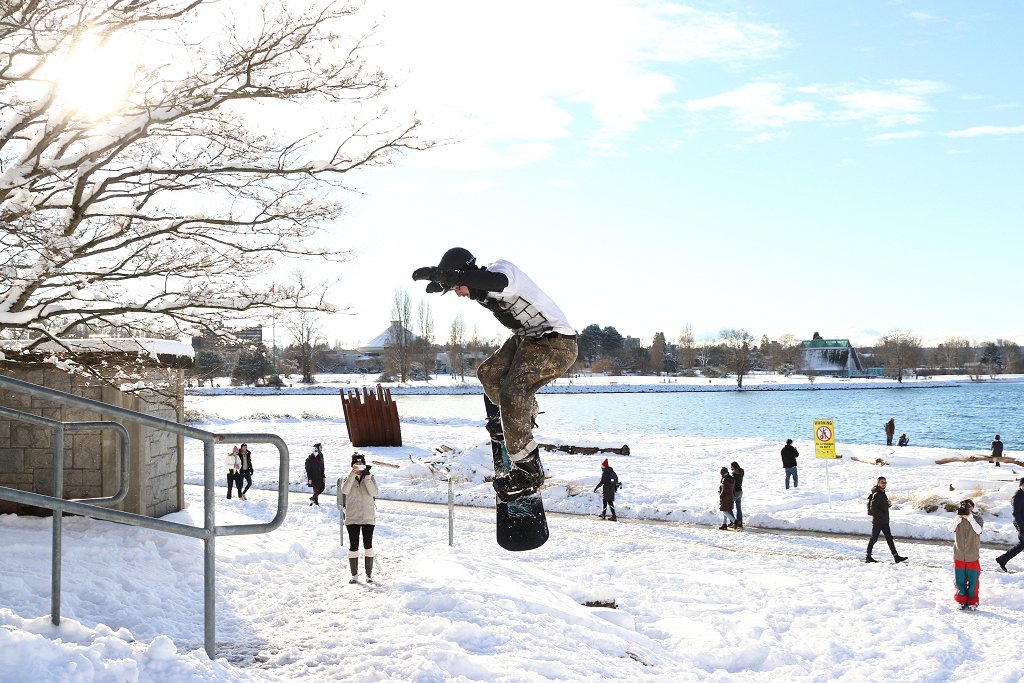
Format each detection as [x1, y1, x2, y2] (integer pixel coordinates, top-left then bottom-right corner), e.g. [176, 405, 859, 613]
[341, 453, 378, 584]
[947, 499, 984, 610]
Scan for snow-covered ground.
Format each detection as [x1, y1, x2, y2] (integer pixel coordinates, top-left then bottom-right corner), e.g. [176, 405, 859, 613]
[2, 390, 1023, 682]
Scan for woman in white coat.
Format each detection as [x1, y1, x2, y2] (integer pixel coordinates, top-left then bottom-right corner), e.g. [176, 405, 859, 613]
[225, 446, 243, 499]
[341, 453, 378, 583]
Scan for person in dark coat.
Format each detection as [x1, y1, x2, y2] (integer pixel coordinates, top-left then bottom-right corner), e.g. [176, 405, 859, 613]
[866, 476, 907, 564]
[718, 467, 736, 530]
[884, 418, 895, 446]
[593, 459, 621, 521]
[305, 442, 326, 506]
[238, 443, 253, 500]
[781, 439, 799, 489]
[991, 434, 1004, 467]
[996, 478, 1024, 572]
[730, 461, 745, 530]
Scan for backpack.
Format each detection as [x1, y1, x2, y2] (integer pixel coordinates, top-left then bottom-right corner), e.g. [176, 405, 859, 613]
[866, 492, 874, 516]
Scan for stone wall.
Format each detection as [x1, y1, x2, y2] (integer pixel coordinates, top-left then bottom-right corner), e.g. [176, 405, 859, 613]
[0, 364, 185, 518]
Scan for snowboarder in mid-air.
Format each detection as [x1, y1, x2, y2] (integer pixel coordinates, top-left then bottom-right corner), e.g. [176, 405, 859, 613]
[413, 248, 577, 503]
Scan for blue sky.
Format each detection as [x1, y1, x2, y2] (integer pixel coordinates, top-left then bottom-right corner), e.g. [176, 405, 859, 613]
[314, 1, 1023, 349]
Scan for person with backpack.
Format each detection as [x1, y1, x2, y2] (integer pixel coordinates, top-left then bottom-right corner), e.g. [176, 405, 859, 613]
[884, 418, 896, 446]
[948, 499, 983, 610]
[593, 459, 621, 521]
[719, 467, 736, 530]
[305, 443, 326, 506]
[341, 453, 378, 583]
[866, 476, 908, 564]
[781, 439, 799, 489]
[730, 461, 745, 529]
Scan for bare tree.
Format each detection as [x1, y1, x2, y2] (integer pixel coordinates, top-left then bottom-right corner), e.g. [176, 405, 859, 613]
[415, 298, 434, 381]
[284, 310, 325, 383]
[0, 0, 428, 365]
[935, 336, 972, 373]
[677, 324, 696, 373]
[720, 328, 755, 387]
[875, 330, 922, 383]
[384, 288, 413, 382]
[447, 313, 466, 380]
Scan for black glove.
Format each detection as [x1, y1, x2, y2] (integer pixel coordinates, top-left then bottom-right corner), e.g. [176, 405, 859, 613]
[617, 482, 622, 490]
[412, 266, 437, 281]
[363, 465, 372, 475]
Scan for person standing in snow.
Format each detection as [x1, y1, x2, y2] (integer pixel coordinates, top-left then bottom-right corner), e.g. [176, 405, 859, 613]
[948, 499, 983, 610]
[884, 418, 896, 446]
[305, 443, 326, 506]
[865, 476, 908, 564]
[991, 434, 1004, 467]
[719, 467, 736, 530]
[412, 248, 577, 501]
[593, 459, 620, 521]
[730, 461, 745, 530]
[995, 477, 1024, 572]
[781, 439, 799, 489]
[225, 446, 243, 500]
[341, 453, 378, 583]
[237, 443, 253, 500]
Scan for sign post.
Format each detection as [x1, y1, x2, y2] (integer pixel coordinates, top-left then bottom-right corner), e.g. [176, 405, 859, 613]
[813, 419, 837, 508]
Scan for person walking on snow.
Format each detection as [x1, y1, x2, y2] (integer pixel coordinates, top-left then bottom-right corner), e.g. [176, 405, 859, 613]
[305, 443, 326, 506]
[238, 443, 253, 500]
[781, 439, 800, 489]
[341, 453, 378, 583]
[225, 446, 243, 500]
[719, 467, 737, 530]
[730, 461, 745, 529]
[991, 434, 1004, 467]
[413, 248, 577, 500]
[884, 418, 896, 446]
[948, 499, 983, 609]
[593, 459, 621, 521]
[866, 476, 908, 564]
[995, 477, 1024, 572]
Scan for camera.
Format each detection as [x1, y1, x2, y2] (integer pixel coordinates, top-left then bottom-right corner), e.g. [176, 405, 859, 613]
[956, 503, 970, 516]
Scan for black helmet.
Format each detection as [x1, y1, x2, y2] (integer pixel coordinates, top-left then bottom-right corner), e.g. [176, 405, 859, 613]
[438, 247, 475, 270]
[425, 248, 477, 294]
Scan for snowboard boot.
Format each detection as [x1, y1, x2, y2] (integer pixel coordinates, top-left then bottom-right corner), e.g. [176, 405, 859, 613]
[493, 448, 545, 500]
[348, 552, 359, 583]
[364, 550, 375, 584]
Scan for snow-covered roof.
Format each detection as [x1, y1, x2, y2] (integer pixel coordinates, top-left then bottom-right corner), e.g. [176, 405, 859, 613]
[356, 323, 418, 353]
[0, 337, 194, 361]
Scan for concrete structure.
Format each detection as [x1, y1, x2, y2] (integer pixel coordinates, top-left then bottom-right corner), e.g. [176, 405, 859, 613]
[0, 340, 192, 517]
[801, 334, 867, 377]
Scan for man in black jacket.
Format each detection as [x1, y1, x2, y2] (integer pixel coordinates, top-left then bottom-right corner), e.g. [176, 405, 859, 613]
[866, 476, 908, 564]
[781, 439, 799, 489]
[996, 478, 1024, 572]
[593, 459, 620, 521]
[413, 248, 577, 500]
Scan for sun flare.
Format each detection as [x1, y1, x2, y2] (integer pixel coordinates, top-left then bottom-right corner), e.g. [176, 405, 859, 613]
[50, 32, 140, 120]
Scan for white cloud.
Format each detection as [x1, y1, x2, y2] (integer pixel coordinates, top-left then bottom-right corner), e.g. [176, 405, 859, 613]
[945, 124, 1024, 138]
[869, 130, 927, 142]
[683, 79, 946, 132]
[363, 0, 784, 168]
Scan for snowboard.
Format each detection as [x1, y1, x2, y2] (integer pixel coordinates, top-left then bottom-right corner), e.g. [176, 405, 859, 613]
[485, 396, 549, 552]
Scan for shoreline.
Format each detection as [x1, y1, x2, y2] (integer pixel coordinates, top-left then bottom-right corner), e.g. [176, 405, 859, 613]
[186, 378, 995, 397]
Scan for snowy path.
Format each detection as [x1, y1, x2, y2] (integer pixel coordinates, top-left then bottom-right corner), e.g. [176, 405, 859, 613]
[4, 481, 1021, 682]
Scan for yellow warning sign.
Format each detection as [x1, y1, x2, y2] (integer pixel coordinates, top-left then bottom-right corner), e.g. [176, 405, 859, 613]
[813, 419, 836, 459]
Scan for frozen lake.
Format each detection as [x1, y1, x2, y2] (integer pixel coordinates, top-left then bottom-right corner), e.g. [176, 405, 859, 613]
[188, 381, 1023, 452]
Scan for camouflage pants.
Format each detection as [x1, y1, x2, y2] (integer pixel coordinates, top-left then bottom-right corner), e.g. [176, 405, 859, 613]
[477, 334, 578, 460]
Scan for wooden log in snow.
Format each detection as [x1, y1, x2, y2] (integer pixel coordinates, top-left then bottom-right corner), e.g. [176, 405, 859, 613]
[934, 455, 1024, 467]
[538, 443, 630, 456]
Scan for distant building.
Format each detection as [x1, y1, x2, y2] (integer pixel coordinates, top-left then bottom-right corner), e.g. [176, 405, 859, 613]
[801, 333, 867, 377]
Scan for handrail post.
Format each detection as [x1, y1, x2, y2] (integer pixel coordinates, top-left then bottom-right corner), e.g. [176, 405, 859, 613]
[51, 426, 64, 625]
[203, 438, 216, 657]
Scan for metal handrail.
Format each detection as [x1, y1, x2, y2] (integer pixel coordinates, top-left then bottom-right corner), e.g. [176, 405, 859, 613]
[0, 373, 290, 657]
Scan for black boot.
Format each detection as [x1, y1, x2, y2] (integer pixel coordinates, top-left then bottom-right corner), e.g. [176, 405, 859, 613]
[865, 555, 878, 563]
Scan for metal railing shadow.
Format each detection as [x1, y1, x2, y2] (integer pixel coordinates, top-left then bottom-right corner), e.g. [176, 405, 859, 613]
[0, 373, 290, 657]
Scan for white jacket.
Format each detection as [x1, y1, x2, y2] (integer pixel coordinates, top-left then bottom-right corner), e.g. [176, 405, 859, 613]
[225, 452, 242, 472]
[341, 471, 378, 525]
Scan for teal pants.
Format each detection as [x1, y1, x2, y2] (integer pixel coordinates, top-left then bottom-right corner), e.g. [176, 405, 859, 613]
[953, 559, 980, 606]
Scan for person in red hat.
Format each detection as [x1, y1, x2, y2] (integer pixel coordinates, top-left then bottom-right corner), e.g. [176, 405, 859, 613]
[593, 459, 621, 521]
